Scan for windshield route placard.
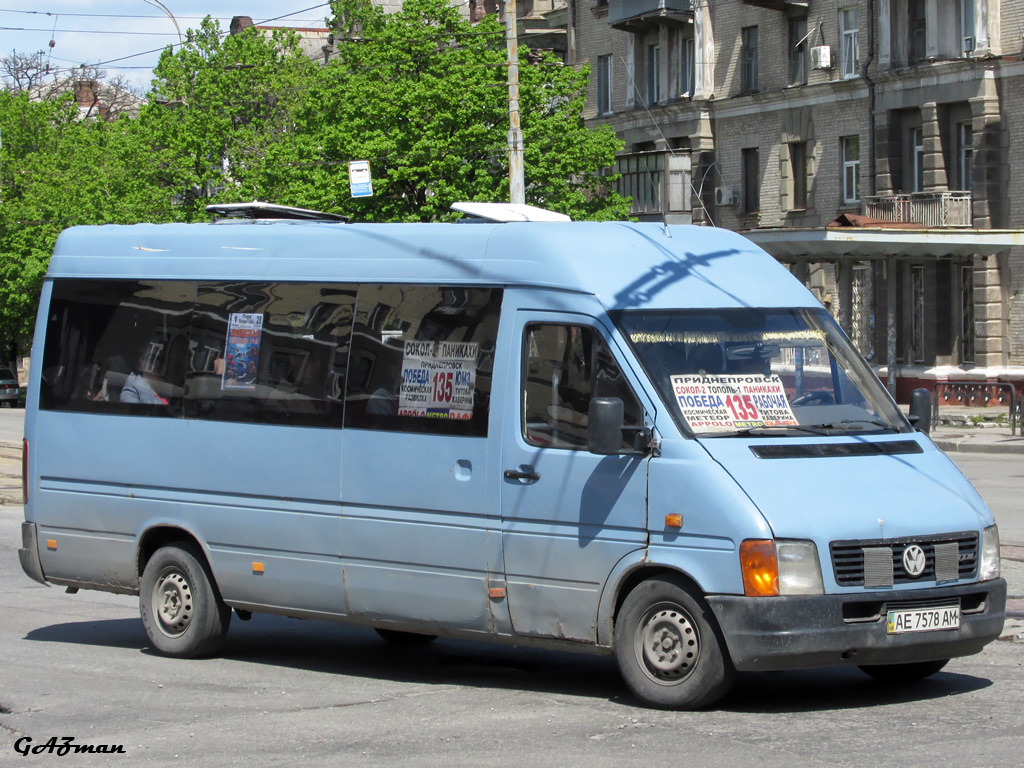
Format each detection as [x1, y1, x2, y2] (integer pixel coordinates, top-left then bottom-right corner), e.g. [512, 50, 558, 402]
[671, 374, 798, 433]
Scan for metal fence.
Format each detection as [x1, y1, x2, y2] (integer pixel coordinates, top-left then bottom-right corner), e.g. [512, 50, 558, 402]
[864, 192, 972, 228]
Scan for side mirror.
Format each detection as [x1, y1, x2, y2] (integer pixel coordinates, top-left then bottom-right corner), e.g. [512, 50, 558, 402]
[588, 397, 625, 455]
[908, 388, 931, 434]
[588, 397, 650, 455]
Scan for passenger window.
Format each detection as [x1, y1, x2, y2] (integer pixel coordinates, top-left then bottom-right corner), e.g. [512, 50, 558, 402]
[185, 282, 356, 428]
[522, 324, 644, 450]
[344, 285, 502, 437]
[39, 279, 195, 416]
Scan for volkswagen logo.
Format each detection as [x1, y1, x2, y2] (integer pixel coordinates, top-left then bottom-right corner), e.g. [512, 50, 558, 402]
[902, 544, 927, 577]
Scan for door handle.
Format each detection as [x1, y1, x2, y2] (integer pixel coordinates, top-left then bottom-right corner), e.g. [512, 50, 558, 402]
[504, 469, 540, 482]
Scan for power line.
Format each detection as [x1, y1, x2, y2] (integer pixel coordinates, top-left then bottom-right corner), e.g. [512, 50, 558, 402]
[0, 8, 326, 23]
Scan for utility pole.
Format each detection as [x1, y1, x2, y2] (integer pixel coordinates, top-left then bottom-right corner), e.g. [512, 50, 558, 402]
[505, 1, 525, 204]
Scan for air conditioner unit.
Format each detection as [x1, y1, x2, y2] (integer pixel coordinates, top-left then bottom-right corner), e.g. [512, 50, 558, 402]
[810, 45, 833, 70]
[963, 36, 975, 54]
[715, 186, 738, 206]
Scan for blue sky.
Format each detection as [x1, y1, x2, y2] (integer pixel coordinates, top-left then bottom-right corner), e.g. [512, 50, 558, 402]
[0, 1, 332, 91]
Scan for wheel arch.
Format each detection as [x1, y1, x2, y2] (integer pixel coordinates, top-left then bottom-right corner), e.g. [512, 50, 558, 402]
[597, 557, 712, 648]
[136, 524, 210, 581]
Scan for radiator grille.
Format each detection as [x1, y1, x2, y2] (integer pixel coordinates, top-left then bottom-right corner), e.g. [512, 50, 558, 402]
[830, 532, 978, 587]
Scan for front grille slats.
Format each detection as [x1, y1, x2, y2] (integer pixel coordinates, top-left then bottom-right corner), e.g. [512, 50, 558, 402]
[830, 532, 978, 587]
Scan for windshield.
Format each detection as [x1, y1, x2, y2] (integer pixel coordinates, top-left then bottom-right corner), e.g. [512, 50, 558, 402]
[613, 307, 910, 437]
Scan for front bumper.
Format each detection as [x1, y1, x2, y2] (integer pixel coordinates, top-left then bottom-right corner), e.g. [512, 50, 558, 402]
[707, 579, 1006, 671]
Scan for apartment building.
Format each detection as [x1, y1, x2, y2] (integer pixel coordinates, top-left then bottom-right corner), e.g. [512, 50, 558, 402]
[573, 0, 1024, 402]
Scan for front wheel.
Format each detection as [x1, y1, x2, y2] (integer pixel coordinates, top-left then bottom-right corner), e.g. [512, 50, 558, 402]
[858, 659, 949, 683]
[614, 576, 734, 709]
[140, 543, 231, 658]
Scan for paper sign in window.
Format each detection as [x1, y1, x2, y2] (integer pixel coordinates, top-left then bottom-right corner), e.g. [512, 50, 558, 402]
[222, 313, 264, 390]
[671, 374, 798, 433]
[399, 341, 478, 420]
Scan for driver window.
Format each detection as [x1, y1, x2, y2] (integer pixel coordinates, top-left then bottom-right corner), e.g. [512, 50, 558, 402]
[522, 324, 643, 450]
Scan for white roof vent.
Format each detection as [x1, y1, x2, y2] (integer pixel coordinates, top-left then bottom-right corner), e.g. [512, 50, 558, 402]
[451, 202, 571, 222]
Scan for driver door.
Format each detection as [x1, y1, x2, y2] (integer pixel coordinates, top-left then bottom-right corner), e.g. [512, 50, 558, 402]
[499, 314, 653, 642]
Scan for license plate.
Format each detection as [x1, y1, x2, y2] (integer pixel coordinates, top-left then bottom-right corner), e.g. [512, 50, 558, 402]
[886, 605, 961, 634]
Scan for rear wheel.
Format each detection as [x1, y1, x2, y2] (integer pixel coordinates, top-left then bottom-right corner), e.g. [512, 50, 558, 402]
[140, 543, 231, 658]
[375, 628, 438, 645]
[858, 659, 949, 683]
[614, 576, 734, 709]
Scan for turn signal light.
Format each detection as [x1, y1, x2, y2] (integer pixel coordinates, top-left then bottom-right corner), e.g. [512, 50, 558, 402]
[252, 562, 265, 574]
[740, 539, 779, 597]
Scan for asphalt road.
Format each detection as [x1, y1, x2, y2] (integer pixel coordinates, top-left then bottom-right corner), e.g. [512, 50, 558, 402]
[1, 408, 1022, 767]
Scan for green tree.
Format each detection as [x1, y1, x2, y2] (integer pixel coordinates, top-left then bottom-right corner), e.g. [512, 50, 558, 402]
[143, 18, 318, 220]
[257, 0, 628, 221]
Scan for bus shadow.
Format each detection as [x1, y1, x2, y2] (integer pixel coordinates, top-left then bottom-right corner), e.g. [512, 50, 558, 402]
[25, 614, 993, 712]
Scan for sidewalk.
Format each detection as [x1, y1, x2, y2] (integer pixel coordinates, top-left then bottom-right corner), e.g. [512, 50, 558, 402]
[924, 405, 1024, 455]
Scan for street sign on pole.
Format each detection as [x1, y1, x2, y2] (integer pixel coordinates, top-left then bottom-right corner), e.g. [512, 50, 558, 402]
[349, 160, 373, 198]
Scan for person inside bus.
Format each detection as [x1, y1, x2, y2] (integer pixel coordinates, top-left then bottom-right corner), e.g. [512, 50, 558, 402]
[120, 347, 168, 405]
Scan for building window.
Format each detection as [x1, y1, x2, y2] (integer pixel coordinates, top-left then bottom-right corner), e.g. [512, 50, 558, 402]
[617, 152, 664, 215]
[842, 136, 860, 203]
[961, 265, 975, 363]
[742, 148, 759, 213]
[909, 0, 927, 63]
[789, 17, 808, 85]
[911, 265, 925, 363]
[790, 142, 808, 209]
[741, 27, 758, 93]
[959, 0, 976, 55]
[911, 127, 925, 192]
[957, 122, 973, 191]
[647, 43, 661, 105]
[840, 9, 859, 78]
[597, 54, 612, 115]
[680, 35, 695, 97]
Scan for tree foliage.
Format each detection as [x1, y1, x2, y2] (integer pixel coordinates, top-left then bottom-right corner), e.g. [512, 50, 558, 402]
[0, 1, 627, 356]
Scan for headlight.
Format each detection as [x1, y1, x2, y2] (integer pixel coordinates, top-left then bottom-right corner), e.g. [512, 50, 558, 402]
[776, 540, 824, 595]
[740, 539, 824, 596]
[980, 524, 1000, 581]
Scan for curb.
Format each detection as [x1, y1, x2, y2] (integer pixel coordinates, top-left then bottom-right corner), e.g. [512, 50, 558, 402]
[931, 436, 1024, 455]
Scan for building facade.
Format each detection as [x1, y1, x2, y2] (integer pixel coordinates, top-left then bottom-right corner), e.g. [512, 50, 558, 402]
[572, 0, 1024, 403]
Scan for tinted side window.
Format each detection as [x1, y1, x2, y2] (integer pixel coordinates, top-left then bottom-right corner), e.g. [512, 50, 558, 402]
[185, 282, 356, 428]
[523, 324, 644, 450]
[344, 285, 502, 437]
[40, 279, 195, 416]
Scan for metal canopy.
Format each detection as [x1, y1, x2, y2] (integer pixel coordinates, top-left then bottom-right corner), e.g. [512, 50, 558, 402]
[741, 227, 1024, 260]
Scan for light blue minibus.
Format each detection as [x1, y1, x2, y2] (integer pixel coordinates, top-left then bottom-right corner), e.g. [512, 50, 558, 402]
[19, 204, 1005, 709]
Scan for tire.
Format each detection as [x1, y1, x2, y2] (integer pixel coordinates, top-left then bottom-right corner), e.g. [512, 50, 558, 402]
[858, 659, 949, 683]
[140, 543, 231, 658]
[375, 628, 438, 645]
[614, 576, 735, 709]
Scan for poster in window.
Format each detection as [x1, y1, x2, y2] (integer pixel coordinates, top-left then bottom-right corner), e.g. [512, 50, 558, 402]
[222, 312, 264, 390]
[398, 340, 478, 420]
[670, 374, 797, 433]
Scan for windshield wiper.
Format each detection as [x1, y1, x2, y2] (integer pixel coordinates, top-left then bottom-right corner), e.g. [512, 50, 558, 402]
[805, 418, 900, 433]
[716, 424, 832, 437]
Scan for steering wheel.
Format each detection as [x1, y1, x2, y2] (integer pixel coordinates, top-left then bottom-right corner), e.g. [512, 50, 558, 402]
[791, 390, 835, 406]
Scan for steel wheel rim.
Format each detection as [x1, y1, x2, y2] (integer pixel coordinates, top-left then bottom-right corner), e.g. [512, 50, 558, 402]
[152, 566, 194, 639]
[633, 601, 700, 685]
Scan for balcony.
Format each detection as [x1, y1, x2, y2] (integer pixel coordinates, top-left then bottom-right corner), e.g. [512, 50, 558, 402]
[609, 0, 692, 32]
[741, 0, 808, 11]
[863, 192, 973, 228]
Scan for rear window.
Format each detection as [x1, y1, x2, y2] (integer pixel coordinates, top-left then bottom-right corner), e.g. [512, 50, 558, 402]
[0, 368, 16, 381]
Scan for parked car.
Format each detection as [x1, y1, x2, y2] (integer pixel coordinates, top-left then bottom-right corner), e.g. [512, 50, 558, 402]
[0, 367, 20, 407]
